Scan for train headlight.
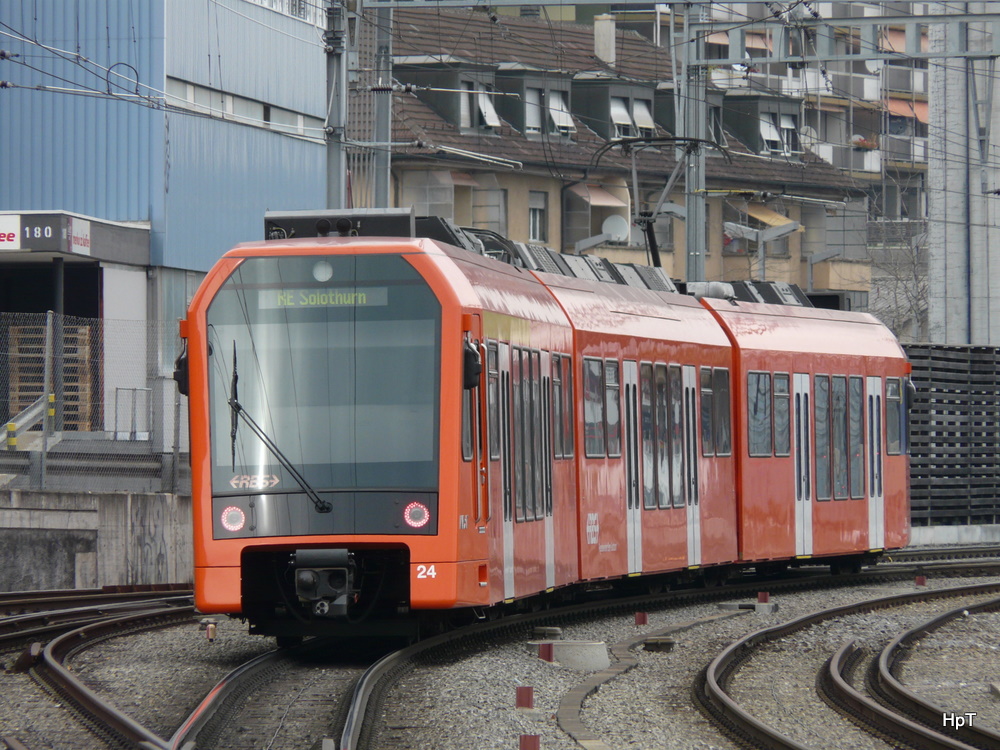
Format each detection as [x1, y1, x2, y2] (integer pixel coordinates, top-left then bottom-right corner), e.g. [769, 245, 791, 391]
[312, 260, 334, 282]
[403, 501, 430, 529]
[221, 505, 246, 532]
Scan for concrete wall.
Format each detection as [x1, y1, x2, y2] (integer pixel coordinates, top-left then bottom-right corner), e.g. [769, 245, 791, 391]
[0, 490, 192, 592]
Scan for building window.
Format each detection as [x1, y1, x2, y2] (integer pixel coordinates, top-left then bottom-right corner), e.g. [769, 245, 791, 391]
[611, 96, 634, 137]
[759, 114, 783, 154]
[633, 99, 656, 138]
[779, 114, 800, 153]
[548, 89, 575, 135]
[709, 105, 727, 146]
[461, 81, 501, 130]
[528, 191, 548, 242]
[525, 87, 543, 134]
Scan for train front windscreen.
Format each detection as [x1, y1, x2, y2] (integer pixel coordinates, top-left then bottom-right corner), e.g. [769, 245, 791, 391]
[204, 253, 441, 538]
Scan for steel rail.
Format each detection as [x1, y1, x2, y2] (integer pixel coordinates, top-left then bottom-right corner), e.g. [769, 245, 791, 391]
[699, 582, 1000, 750]
[38, 604, 195, 750]
[875, 595, 1000, 749]
[168, 647, 290, 750]
[825, 641, 977, 750]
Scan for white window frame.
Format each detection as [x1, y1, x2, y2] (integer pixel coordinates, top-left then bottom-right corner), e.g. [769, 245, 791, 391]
[548, 89, 575, 134]
[633, 99, 656, 137]
[610, 96, 635, 137]
[529, 191, 548, 242]
[525, 87, 543, 134]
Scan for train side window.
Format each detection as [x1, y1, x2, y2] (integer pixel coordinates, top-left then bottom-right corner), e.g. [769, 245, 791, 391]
[513, 348, 525, 522]
[832, 376, 849, 499]
[655, 364, 672, 509]
[543, 365, 553, 517]
[605, 361, 622, 458]
[552, 356, 564, 459]
[640, 363, 658, 509]
[668, 364, 685, 509]
[814, 374, 832, 501]
[531, 350, 543, 520]
[849, 375, 865, 497]
[773, 373, 790, 456]
[714, 368, 732, 456]
[584, 358, 606, 457]
[748, 372, 772, 457]
[462, 388, 474, 461]
[886, 378, 904, 455]
[563, 356, 574, 458]
[700, 367, 714, 456]
[487, 344, 500, 461]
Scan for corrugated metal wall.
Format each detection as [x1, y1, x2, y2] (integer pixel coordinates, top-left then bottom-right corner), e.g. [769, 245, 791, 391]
[0, 0, 164, 221]
[1, 0, 328, 271]
[164, 112, 324, 270]
[166, 0, 325, 117]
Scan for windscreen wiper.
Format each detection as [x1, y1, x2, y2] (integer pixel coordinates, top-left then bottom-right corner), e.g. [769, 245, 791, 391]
[229, 342, 332, 514]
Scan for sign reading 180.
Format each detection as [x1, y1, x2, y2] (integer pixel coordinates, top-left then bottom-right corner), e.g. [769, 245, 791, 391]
[0, 215, 63, 252]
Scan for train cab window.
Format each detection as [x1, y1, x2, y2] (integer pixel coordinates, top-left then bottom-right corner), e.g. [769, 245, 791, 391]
[773, 373, 790, 456]
[886, 378, 905, 455]
[832, 376, 849, 499]
[814, 375, 832, 501]
[849, 376, 865, 497]
[700, 368, 714, 456]
[462, 389, 474, 461]
[487, 343, 500, 461]
[584, 358, 606, 457]
[605, 361, 622, 457]
[714, 368, 732, 456]
[748, 372, 773, 457]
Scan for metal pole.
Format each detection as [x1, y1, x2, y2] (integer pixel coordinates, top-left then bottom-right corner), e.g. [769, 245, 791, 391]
[681, 3, 709, 282]
[373, 6, 392, 207]
[326, 1, 349, 209]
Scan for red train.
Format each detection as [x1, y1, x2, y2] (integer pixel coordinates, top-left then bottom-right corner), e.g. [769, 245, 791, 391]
[175, 210, 911, 641]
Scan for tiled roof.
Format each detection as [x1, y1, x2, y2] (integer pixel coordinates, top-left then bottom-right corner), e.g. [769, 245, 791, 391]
[390, 9, 856, 195]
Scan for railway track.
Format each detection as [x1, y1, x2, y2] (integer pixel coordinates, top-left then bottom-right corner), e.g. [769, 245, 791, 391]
[696, 581, 1000, 750]
[4, 556, 1000, 750]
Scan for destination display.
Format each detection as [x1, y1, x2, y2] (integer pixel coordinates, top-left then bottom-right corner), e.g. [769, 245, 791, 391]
[258, 286, 389, 309]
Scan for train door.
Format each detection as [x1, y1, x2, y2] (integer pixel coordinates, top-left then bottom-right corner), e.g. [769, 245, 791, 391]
[498, 342, 514, 599]
[793, 373, 813, 556]
[866, 376, 885, 549]
[623, 361, 642, 574]
[542, 354, 555, 590]
[683, 365, 701, 566]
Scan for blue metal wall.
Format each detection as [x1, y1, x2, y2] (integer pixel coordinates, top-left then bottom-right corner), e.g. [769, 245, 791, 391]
[0, 0, 163, 221]
[0, 0, 327, 271]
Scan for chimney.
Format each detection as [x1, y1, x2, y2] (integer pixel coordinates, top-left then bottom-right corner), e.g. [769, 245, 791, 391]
[594, 14, 616, 67]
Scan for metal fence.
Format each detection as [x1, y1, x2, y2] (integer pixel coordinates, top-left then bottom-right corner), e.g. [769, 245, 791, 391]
[0, 311, 190, 494]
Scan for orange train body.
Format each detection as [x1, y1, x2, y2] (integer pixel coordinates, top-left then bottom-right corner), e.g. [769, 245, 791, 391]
[179, 232, 910, 639]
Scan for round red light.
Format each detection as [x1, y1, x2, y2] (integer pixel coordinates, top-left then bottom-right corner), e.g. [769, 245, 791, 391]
[403, 501, 430, 529]
[221, 505, 246, 532]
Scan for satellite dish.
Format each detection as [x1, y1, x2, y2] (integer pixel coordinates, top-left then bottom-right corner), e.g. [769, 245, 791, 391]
[800, 126, 818, 149]
[602, 214, 630, 243]
[865, 58, 884, 74]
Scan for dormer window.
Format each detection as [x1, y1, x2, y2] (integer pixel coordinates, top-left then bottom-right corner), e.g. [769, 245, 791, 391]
[633, 99, 656, 138]
[461, 81, 502, 130]
[525, 88, 543, 134]
[760, 112, 800, 156]
[611, 96, 634, 137]
[548, 90, 575, 135]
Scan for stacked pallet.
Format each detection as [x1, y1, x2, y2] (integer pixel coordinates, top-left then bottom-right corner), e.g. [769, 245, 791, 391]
[905, 345, 1000, 526]
[7, 325, 93, 431]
